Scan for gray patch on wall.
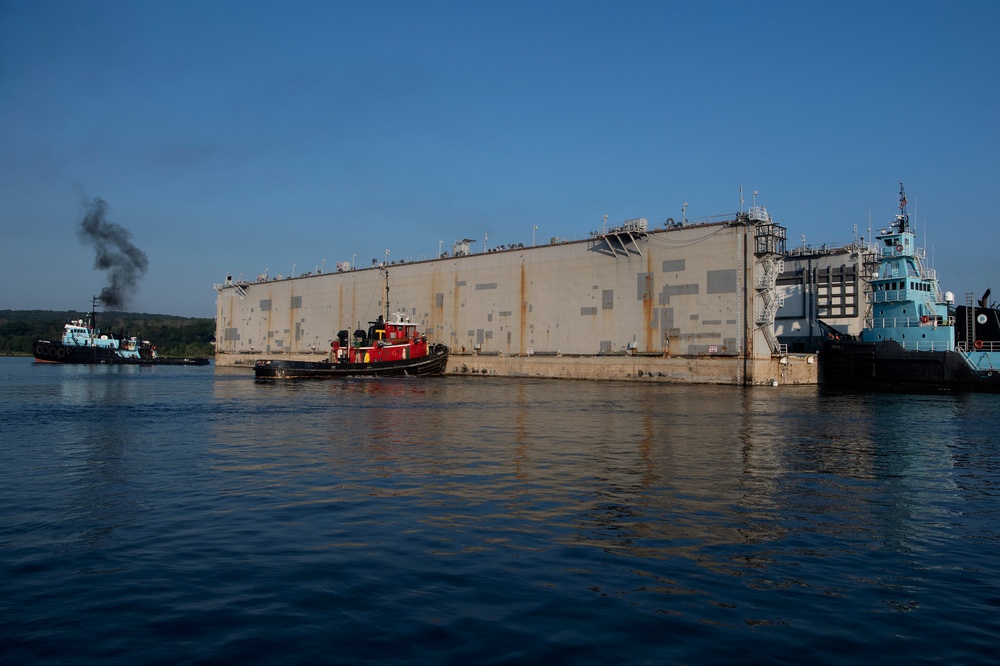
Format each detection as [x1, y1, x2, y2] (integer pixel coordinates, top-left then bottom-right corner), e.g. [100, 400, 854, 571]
[664, 284, 699, 298]
[707, 269, 737, 294]
[636, 273, 653, 300]
[662, 259, 686, 272]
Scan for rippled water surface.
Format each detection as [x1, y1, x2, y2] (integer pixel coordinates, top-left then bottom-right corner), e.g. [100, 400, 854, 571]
[2, 357, 999, 664]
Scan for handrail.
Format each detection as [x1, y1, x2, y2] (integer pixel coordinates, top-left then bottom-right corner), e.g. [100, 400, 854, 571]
[959, 340, 1000, 353]
[871, 316, 952, 328]
[898, 340, 954, 352]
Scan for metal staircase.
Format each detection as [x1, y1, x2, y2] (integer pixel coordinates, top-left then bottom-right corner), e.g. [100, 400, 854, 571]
[854, 243, 878, 329]
[751, 207, 786, 354]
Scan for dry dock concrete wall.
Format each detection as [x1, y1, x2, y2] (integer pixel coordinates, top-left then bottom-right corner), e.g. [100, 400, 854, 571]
[447, 352, 818, 385]
[216, 218, 808, 384]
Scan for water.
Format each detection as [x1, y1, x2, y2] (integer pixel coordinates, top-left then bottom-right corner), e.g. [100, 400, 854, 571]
[2, 357, 999, 664]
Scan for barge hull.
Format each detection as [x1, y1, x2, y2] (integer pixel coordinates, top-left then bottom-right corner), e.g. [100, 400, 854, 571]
[820, 340, 1000, 393]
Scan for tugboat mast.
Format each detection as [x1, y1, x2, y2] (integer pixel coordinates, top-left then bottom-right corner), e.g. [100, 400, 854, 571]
[896, 182, 910, 233]
[380, 266, 390, 320]
[89, 295, 100, 330]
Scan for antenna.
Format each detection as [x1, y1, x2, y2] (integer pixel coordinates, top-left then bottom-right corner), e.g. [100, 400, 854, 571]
[379, 265, 390, 320]
[896, 182, 910, 233]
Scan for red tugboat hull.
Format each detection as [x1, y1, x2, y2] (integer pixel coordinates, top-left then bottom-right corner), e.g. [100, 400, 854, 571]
[254, 343, 449, 379]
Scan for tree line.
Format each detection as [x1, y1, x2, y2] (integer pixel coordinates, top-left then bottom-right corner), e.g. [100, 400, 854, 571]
[0, 310, 215, 358]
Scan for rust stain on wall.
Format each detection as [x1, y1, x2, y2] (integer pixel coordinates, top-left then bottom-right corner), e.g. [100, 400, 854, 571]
[224, 295, 234, 352]
[453, 271, 462, 351]
[519, 261, 528, 355]
[264, 288, 273, 353]
[288, 286, 296, 352]
[642, 255, 654, 352]
[337, 283, 344, 335]
[430, 269, 440, 335]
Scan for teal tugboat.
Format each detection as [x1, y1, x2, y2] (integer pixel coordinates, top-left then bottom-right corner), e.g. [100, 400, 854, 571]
[820, 184, 999, 392]
[33, 298, 210, 366]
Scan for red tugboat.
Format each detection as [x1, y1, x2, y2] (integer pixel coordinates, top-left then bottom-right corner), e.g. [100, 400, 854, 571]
[254, 269, 449, 379]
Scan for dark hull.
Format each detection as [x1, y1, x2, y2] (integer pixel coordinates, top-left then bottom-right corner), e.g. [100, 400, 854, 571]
[255, 344, 449, 379]
[820, 339, 1000, 393]
[33, 339, 210, 366]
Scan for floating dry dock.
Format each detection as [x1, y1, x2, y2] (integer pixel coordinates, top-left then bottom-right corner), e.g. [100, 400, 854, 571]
[215, 210, 819, 385]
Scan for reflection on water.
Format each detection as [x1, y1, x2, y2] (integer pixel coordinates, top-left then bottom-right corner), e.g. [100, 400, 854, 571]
[210, 376, 989, 595]
[2, 359, 999, 664]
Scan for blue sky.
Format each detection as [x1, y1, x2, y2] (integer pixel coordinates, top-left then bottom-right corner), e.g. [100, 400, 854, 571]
[1, 1, 997, 317]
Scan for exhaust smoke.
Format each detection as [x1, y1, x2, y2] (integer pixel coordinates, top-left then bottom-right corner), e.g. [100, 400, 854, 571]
[77, 197, 148, 310]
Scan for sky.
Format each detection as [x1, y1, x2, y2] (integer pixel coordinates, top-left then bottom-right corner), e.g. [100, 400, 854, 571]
[1, 1, 997, 318]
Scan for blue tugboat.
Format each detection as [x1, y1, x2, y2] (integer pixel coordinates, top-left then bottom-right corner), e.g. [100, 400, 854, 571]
[33, 298, 210, 366]
[820, 184, 1000, 392]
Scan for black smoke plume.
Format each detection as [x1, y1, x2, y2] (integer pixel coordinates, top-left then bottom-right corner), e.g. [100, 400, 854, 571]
[77, 197, 149, 310]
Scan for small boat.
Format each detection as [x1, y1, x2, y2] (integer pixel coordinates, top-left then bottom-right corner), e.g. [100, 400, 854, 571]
[33, 298, 211, 366]
[254, 268, 449, 379]
[819, 184, 1000, 392]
